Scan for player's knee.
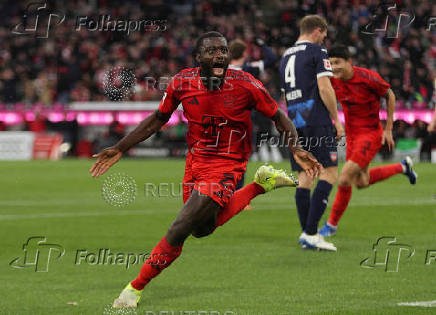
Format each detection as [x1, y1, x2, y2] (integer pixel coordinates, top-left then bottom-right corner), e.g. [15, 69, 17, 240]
[167, 217, 194, 241]
[192, 227, 214, 238]
[192, 222, 215, 238]
[355, 179, 369, 189]
[321, 170, 338, 185]
[298, 172, 314, 189]
[338, 174, 352, 187]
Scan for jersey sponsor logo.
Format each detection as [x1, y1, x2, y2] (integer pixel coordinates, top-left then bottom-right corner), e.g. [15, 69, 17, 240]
[323, 59, 332, 71]
[330, 152, 338, 162]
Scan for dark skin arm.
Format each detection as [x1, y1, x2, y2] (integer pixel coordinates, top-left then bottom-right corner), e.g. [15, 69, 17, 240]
[272, 108, 323, 178]
[89, 111, 168, 177]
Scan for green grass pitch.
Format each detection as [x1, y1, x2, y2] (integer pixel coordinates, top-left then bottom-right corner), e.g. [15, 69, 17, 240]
[0, 159, 435, 315]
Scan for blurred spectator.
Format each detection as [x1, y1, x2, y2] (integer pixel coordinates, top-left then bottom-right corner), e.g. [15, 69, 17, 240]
[25, 112, 47, 132]
[93, 120, 125, 153]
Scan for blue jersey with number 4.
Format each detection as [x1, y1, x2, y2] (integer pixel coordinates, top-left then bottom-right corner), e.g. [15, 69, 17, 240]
[279, 40, 333, 128]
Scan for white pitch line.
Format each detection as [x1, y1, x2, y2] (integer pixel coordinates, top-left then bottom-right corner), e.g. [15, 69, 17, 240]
[0, 198, 434, 207]
[398, 300, 436, 307]
[0, 199, 434, 221]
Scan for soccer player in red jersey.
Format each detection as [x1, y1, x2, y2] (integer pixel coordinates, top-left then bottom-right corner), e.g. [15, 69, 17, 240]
[90, 32, 322, 308]
[318, 45, 417, 238]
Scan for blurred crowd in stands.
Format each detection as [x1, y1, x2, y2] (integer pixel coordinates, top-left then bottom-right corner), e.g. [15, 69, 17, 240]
[0, 0, 435, 158]
[0, 0, 434, 107]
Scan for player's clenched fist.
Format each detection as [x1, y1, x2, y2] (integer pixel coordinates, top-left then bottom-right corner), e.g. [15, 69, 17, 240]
[292, 148, 323, 178]
[90, 147, 122, 177]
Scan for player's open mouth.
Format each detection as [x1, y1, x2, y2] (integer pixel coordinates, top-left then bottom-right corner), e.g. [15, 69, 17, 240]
[212, 64, 225, 76]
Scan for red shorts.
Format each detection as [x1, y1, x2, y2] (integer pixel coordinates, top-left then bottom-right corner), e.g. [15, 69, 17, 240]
[182, 152, 247, 207]
[346, 129, 382, 169]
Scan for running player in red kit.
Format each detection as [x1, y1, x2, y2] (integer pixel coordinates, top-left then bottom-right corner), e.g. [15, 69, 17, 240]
[319, 45, 417, 238]
[90, 32, 322, 308]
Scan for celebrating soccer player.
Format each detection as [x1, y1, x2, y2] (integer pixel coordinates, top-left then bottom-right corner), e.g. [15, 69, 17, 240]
[90, 31, 322, 308]
[318, 45, 418, 238]
[280, 15, 343, 251]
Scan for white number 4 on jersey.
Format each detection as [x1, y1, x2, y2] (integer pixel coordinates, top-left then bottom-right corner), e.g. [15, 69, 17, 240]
[284, 55, 296, 88]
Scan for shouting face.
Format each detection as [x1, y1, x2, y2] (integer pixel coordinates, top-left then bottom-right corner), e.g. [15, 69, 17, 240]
[196, 37, 229, 79]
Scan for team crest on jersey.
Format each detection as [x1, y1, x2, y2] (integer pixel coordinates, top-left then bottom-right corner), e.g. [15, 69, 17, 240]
[330, 152, 337, 162]
[223, 95, 237, 107]
[323, 59, 332, 71]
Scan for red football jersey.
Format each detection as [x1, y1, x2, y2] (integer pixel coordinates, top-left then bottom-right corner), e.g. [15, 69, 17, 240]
[158, 67, 278, 161]
[330, 66, 390, 133]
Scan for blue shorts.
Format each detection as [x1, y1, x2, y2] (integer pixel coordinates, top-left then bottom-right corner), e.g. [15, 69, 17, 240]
[290, 124, 338, 172]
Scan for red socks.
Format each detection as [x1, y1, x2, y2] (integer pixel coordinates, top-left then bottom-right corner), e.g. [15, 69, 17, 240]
[131, 182, 265, 290]
[131, 237, 183, 290]
[327, 164, 403, 227]
[369, 163, 403, 185]
[215, 182, 265, 227]
[328, 185, 352, 227]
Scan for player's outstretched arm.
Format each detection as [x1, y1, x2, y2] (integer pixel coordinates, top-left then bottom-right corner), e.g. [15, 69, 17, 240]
[89, 111, 167, 177]
[382, 88, 396, 151]
[272, 108, 323, 178]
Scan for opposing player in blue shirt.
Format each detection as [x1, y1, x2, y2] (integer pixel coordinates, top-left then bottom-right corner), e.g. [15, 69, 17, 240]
[280, 15, 343, 251]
